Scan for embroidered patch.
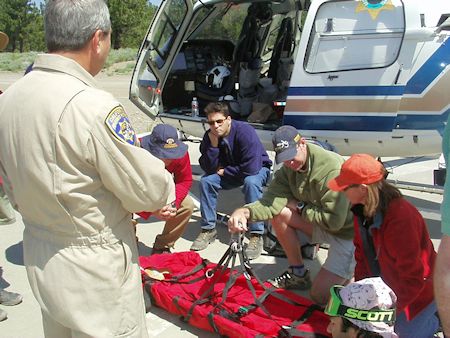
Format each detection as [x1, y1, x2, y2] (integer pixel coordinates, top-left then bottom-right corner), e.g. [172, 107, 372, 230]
[105, 106, 137, 145]
[163, 138, 178, 149]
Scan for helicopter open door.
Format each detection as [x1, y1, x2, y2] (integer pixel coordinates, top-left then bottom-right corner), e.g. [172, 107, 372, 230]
[129, 0, 309, 140]
[129, 0, 194, 119]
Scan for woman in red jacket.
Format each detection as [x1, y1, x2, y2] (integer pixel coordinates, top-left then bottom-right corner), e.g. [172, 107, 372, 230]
[327, 154, 438, 337]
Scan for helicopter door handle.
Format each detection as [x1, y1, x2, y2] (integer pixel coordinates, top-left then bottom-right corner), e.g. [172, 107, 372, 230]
[394, 66, 402, 84]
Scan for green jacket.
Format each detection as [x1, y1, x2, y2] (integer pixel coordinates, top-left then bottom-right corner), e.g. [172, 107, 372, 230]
[246, 143, 354, 240]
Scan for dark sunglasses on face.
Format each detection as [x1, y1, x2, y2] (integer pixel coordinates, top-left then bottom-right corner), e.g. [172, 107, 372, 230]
[207, 118, 226, 126]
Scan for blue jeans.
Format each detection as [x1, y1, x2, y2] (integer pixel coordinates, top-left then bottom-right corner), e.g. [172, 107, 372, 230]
[395, 301, 439, 337]
[199, 167, 270, 234]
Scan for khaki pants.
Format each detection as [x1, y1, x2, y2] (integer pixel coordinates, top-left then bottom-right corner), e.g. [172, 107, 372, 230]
[0, 183, 15, 225]
[153, 195, 194, 250]
[24, 224, 149, 338]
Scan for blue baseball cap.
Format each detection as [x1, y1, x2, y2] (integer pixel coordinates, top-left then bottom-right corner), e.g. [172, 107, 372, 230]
[141, 124, 188, 159]
[272, 125, 301, 164]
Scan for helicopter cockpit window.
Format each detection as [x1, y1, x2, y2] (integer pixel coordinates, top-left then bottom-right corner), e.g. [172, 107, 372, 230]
[188, 3, 249, 44]
[150, 0, 188, 69]
[305, 0, 405, 73]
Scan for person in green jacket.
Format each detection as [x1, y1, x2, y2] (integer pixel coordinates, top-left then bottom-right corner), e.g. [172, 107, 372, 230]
[228, 125, 354, 306]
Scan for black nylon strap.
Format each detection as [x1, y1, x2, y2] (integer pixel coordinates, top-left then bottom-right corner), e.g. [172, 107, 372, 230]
[358, 220, 381, 276]
[163, 259, 210, 284]
[287, 303, 323, 332]
[161, 234, 326, 336]
[183, 246, 236, 323]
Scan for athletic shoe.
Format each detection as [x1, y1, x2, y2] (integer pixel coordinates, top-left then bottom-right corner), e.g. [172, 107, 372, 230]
[0, 290, 23, 306]
[190, 229, 217, 251]
[246, 234, 263, 260]
[151, 247, 172, 255]
[268, 268, 312, 290]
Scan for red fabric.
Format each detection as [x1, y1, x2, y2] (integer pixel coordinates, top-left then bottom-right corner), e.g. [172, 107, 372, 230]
[140, 251, 330, 338]
[354, 198, 436, 320]
[137, 152, 192, 219]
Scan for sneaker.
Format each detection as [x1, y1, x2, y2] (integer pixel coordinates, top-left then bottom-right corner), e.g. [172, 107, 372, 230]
[268, 268, 312, 290]
[190, 229, 217, 251]
[0, 290, 23, 306]
[245, 234, 263, 260]
[151, 247, 171, 255]
[0, 308, 6, 322]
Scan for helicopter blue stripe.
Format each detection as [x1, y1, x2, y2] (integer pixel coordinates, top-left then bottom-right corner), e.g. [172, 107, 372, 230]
[283, 110, 449, 132]
[404, 39, 450, 94]
[287, 86, 405, 96]
[288, 37, 450, 97]
[283, 115, 395, 131]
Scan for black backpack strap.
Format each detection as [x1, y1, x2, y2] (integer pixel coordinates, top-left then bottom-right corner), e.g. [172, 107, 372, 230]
[358, 219, 381, 276]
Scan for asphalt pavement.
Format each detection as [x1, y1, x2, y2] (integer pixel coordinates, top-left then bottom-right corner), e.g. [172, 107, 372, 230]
[0, 71, 444, 337]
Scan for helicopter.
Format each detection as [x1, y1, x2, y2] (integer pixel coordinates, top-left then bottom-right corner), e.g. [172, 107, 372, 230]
[129, 0, 450, 160]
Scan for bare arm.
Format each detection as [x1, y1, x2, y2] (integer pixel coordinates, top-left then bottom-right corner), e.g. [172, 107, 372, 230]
[435, 234, 450, 335]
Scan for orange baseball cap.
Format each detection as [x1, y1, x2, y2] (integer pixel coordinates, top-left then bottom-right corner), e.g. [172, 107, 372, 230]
[328, 154, 385, 191]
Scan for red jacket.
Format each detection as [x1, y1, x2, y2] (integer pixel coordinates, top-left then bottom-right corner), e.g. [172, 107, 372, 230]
[354, 198, 436, 320]
[137, 152, 192, 219]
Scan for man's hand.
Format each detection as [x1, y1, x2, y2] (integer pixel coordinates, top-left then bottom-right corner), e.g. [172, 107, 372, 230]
[286, 199, 299, 212]
[208, 131, 219, 148]
[228, 208, 250, 233]
[217, 168, 225, 176]
[154, 203, 177, 220]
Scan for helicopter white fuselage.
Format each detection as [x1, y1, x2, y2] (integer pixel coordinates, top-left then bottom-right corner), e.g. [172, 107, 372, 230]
[130, 0, 450, 157]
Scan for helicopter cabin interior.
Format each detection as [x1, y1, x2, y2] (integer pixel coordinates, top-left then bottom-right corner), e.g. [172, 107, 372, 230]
[146, 0, 306, 127]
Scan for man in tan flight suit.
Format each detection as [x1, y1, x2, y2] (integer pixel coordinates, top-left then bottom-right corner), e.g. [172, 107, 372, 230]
[0, 0, 175, 337]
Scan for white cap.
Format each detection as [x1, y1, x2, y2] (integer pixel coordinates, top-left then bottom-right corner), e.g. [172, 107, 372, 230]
[339, 277, 398, 337]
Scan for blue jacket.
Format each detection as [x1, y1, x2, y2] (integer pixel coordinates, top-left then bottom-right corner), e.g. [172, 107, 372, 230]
[199, 120, 272, 182]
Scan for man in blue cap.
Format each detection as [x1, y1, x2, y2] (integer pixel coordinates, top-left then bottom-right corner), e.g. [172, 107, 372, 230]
[137, 124, 194, 254]
[228, 125, 354, 306]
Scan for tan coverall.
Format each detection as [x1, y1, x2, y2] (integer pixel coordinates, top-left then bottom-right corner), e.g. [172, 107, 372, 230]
[0, 54, 175, 338]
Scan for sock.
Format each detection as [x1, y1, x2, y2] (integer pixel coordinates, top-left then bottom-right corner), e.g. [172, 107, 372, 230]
[289, 265, 306, 276]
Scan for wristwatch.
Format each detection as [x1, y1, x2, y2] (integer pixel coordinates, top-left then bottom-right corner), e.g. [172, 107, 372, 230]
[296, 201, 305, 214]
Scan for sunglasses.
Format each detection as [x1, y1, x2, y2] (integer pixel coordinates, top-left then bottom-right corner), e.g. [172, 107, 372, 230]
[207, 118, 226, 126]
[325, 286, 396, 324]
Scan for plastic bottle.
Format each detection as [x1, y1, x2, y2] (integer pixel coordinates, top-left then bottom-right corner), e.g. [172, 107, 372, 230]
[191, 97, 199, 117]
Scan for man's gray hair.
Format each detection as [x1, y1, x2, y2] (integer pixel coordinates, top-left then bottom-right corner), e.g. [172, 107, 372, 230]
[45, 0, 111, 52]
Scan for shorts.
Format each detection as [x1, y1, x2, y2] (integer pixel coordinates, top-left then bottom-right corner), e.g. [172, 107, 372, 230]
[297, 226, 355, 280]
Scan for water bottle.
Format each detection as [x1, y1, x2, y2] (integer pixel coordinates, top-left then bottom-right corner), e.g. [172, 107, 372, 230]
[191, 97, 199, 117]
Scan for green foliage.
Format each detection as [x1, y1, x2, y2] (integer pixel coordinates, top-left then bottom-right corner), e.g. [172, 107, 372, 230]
[108, 0, 156, 49]
[0, 49, 138, 73]
[104, 48, 138, 67]
[0, 0, 156, 53]
[0, 0, 45, 52]
[0, 51, 37, 72]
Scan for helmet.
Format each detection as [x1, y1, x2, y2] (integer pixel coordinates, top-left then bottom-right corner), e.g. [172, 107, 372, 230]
[206, 65, 231, 89]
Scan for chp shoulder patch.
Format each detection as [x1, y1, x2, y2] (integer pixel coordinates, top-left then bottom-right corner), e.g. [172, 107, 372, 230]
[105, 106, 137, 146]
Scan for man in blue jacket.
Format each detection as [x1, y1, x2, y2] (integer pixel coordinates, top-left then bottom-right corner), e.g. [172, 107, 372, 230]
[190, 102, 272, 259]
